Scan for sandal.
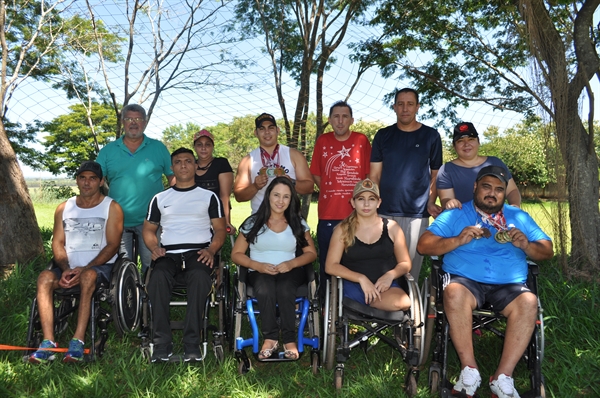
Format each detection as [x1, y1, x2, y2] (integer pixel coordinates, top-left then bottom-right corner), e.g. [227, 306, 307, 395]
[283, 343, 299, 360]
[258, 340, 279, 360]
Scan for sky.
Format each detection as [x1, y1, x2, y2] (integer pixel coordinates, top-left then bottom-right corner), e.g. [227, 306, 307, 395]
[8, 0, 599, 178]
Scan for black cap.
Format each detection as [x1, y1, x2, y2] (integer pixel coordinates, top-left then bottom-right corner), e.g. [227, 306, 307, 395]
[255, 113, 277, 129]
[453, 122, 479, 143]
[76, 161, 103, 179]
[476, 165, 508, 185]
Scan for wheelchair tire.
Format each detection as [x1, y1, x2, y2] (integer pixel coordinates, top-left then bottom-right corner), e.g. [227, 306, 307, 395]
[325, 279, 338, 371]
[334, 366, 343, 390]
[429, 369, 440, 394]
[110, 259, 142, 336]
[218, 263, 230, 349]
[238, 358, 251, 374]
[405, 371, 418, 397]
[311, 351, 319, 375]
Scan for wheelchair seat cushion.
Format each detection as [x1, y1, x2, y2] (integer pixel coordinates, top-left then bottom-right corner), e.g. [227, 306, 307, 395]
[342, 297, 408, 322]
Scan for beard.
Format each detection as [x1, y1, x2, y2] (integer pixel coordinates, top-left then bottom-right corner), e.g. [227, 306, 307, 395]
[474, 194, 504, 214]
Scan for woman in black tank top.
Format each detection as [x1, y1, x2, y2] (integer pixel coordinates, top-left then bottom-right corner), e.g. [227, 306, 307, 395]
[325, 179, 412, 311]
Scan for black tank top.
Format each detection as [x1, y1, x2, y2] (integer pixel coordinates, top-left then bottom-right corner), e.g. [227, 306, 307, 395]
[340, 218, 397, 284]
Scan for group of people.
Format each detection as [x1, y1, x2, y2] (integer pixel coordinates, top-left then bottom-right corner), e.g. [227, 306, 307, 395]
[28, 90, 553, 398]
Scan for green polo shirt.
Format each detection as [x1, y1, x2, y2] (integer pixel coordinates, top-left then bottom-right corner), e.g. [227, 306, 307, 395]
[96, 135, 173, 227]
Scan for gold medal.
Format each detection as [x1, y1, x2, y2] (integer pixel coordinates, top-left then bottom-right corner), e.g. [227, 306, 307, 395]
[494, 231, 511, 243]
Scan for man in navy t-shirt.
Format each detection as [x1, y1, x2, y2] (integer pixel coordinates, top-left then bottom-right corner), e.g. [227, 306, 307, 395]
[370, 88, 443, 281]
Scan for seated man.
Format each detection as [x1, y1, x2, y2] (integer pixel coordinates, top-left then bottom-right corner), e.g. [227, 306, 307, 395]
[143, 147, 226, 363]
[30, 161, 124, 364]
[417, 165, 553, 398]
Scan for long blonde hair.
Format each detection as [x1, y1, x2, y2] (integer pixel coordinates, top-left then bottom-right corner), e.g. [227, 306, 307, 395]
[338, 209, 359, 252]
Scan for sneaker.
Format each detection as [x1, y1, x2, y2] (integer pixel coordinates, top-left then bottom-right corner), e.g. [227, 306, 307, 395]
[151, 343, 173, 363]
[183, 344, 202, 362]
[29, 339, 57, 364]
[452, 366, 481, 397]
[490, 374, 520, 398]
[63, 338, 85, 363]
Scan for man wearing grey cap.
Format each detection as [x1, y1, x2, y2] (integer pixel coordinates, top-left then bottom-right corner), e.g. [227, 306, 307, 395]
[29, 161, 124, 364]
[417, 165, 553, 398]
[233, 113, 313, 213]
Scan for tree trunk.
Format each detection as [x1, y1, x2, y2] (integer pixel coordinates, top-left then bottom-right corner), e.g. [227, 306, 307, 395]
[0, 121, 44, 266]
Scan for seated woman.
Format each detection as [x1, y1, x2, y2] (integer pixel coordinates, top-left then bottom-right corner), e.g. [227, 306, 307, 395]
[437, 122, 521, 210]
[326, 179, 411, 312]
[231, 177, 317, 360]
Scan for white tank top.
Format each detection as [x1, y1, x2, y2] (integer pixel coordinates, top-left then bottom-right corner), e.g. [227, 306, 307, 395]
[249, 144, 295, 213]
[62, 196, 117, 268]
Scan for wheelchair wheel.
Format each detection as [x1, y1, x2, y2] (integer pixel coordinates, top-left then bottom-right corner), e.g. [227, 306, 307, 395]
[217, 263, 231, 349]
[429, 369, 440, 393]
[238, 358, 251, 374]
[334, 366, 344, 390]
[110, 258, 142, 336]
[325, 279, 338, 371]
[311, 351, 319, 375]
[405, 371, 418, 397]
[421, 277, 436, 366]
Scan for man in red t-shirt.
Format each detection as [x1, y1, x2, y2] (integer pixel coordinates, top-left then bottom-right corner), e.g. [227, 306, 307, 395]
[310, 101, 372, 298]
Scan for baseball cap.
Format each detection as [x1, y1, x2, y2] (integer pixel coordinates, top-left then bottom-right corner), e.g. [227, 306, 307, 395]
[453, 122, 479, 143]
[255, 113, 277, 129]
[193, 129, 214, 143]
[476, 165, 508, 185]
[76, 161, 103, 179]
[352, 178, 380, 198]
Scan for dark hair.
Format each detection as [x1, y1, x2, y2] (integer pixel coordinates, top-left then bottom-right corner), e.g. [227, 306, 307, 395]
[241, 177, 308, 248]
[394, 88, 419, 105]
[121, 104, 147, 120]
[171, 147, 195, 163]
[329, 100, 353, 117]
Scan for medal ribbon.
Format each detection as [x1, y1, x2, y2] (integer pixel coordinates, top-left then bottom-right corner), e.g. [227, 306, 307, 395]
[260, 144, 280, 168]
[474, 205, 507, 231]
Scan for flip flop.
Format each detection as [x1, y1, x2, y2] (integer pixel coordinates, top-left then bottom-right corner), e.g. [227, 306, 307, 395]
[258, 341, 279, 359]
[283, 343, 299, 360]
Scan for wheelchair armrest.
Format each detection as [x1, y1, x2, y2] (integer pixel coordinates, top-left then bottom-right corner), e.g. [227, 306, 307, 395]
[527, 260, 539, 276]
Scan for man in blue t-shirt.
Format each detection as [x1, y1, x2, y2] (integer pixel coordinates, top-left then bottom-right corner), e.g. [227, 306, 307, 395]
[417, 165, 553, 398]
[370, 88, 443, 282]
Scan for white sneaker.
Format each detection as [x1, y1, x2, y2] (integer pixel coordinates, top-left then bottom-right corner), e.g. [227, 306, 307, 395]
[489, 374, 520, 398]
[452, 366, 481, 397]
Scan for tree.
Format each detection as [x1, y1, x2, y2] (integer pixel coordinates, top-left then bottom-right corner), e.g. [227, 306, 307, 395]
[361, 0, 600, 273]
[0, 0, 76, 266]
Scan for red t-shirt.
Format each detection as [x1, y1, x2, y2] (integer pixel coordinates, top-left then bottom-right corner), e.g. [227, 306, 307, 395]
[310, 132, 372, 220]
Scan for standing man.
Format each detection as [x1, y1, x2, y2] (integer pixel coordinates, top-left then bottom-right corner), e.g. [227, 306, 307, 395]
[310, 101, 371, 298]
[96, 104, 174, 274]
[370, 88, 443, 281]
[417, 166, 553, 397]
[143, 148, 226, 362]
[234, 113, 313, 214]
[29, 161, 124, 363]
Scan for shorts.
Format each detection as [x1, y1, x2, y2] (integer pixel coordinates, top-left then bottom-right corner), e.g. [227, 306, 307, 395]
[51, 263, 113, 285]
[443, 274, 533, 312]
[343, 280, 401, 306]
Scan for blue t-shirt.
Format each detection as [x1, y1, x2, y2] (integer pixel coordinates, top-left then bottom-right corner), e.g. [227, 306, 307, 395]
[427, 201, 551, 284]
[371, 124, 442, 217]
[96, 135, 173, 227]
[437, 157, 513, 204]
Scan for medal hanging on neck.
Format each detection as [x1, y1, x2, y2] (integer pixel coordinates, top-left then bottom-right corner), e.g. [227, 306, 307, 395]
[475, 205, 512, 243]
[259, 144, 285, 177]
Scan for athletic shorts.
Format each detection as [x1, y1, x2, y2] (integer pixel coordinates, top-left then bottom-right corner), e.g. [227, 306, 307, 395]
[51, 263, 113, 285]
[343, 280, 401, 306]
[443, 274, 533, 312]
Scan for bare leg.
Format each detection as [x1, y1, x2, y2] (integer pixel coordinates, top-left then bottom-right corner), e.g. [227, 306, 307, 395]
[72, 268, 98, 341]
[36, 270, 60, 342]
[493, 292, 538, 379]
[370, 287, 411, 312]
[444, 283, 478, 369]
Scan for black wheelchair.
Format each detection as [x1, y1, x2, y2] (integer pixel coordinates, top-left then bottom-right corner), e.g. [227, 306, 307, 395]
[232, 262, 320, 374]
[25, 254, 142, 361]
[138, 249, 232, 363]
[322, 274, 426, 396]
[422, 256, 545, 397]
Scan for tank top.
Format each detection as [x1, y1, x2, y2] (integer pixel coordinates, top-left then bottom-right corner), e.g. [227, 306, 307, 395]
[340, 218, 397, 284]
[249, 144, 295, 213]
[62, 196, 117, 268]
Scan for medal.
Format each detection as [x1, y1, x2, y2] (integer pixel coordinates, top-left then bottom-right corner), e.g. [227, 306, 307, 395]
[474, 204, 512, 243]
[494, 231, 511, 244]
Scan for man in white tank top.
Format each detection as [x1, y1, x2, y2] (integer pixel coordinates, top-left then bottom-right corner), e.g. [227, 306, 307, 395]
[233, 113, 314, 214]
[29, 161, 124, 364]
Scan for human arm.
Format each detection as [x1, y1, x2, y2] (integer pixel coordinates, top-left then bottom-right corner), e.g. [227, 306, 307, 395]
[290, 148, 314, 194]
[231, 232, 278, 275]
[143, 220, 165, 261]
[167, 175, 176, 186]
[233, 155, 268, 202]
[506, 178, 521, 208]
[218, 171, 235, 232]
[417, 228, 489, 257]
[508, 228, 553, 261]
[427, 169, 443, 217]
[439, 188, 463, 210]
[197, 217, 227, 267]
[374, 221, 412, 293]
[312, 174, 321, 190]
[368, 162, 382, 185]
[276, 231, 317, 273]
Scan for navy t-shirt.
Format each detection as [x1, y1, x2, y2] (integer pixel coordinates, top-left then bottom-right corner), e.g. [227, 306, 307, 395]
[371, 124, 442, 217]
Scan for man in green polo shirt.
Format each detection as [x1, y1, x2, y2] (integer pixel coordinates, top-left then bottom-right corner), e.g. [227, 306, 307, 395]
[96, 104, 174, 273]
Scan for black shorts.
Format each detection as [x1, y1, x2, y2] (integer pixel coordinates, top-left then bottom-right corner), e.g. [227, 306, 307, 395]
[443, 274, 534, 312]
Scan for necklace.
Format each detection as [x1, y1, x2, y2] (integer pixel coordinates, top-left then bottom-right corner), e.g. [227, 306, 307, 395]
[197, 159, 214, 171]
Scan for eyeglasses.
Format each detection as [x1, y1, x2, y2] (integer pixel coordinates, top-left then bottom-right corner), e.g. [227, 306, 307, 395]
[123, 117, 145, 123]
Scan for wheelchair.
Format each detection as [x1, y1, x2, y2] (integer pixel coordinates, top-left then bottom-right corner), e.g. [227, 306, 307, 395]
[138, 249, 232, 363]
[232, 262, 320, 374]
[322, 274, 426, 396]
[25, 254, 142, 361]
[422, 256, 545, 397]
